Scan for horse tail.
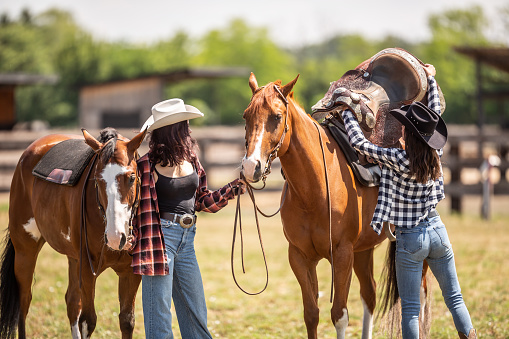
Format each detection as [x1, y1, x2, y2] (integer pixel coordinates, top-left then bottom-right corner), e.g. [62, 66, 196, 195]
[0, 233, 20, 339]
[376, 241, 401, 338]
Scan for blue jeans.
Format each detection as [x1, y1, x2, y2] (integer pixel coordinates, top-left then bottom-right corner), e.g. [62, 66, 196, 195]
[142, 218, 212, 339]
[395, 215, 473, 338]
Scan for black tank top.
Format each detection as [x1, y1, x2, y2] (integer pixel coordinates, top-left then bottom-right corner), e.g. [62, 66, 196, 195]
[155, 167, 199, 215]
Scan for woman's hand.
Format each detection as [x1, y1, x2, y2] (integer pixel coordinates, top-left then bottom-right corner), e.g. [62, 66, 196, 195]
[231, 178, 247, 195]
[423, 63, 436, 77]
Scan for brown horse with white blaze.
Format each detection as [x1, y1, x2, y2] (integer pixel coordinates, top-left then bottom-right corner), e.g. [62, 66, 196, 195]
[0, 128, 146, 338]
[241, 72, 387, 338]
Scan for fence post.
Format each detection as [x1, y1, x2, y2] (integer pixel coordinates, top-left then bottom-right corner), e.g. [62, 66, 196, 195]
[449, 141, 462, 213]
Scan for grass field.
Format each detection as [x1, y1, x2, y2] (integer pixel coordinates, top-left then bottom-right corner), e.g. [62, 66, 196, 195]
[0, 192, 508, 338]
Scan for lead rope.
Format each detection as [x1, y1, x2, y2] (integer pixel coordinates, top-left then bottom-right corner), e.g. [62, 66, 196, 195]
[312, 121, 334, 303]
[231, 172, 288, 295]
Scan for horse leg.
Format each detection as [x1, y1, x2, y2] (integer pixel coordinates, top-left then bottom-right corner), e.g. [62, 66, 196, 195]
[353, 248, 375, 339]
[420, 260, 431, 338]
[66, 258, 84, 338]
[75, 262, 98, 338]
[288, 244, 320, 339]
[331, 246, 354, 339]
[116, 270, 141, 339]
[9, 219, 45, 338]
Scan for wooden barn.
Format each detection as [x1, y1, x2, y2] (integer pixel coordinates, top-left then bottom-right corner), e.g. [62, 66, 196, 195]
[79, 67, 248, 130]
[0, 73, 58, 130]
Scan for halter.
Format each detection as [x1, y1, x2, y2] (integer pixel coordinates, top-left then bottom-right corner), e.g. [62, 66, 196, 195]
[93, 153, 141, 237]
[259, 85, 289, 184]
[79, 140, 141, 288]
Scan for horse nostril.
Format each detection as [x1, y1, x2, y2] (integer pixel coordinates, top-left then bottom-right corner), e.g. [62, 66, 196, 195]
[254, 161, 261, 174]
[104, 234, 108, 245]
[119, 233, 126, 250]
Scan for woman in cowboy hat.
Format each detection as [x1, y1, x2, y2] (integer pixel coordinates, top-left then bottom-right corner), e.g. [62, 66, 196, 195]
[341, 72, 476, 339]
[127, 98, 244, 338]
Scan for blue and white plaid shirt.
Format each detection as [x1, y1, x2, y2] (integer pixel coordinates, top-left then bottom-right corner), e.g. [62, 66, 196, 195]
[342, 76, 444, 234]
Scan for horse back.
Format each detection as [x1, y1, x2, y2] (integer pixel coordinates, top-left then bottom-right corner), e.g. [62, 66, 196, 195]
[9, 134, 85, 255]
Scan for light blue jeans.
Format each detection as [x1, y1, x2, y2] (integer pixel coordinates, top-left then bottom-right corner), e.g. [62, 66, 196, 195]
[395, 215, 473, 338]
[142, 218, 212, 339]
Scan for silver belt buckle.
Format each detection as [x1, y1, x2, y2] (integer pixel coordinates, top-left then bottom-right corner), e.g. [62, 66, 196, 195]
[179, 214, 195, 228]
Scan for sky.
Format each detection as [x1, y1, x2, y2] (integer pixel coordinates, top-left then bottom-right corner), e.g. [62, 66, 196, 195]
[1, 0, 507, 48]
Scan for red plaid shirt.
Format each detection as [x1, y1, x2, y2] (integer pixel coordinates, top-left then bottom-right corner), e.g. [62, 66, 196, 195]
[129, 153, 239, 275]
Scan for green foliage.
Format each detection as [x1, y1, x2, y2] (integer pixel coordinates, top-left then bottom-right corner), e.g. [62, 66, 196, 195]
[0, 5, 507, 126]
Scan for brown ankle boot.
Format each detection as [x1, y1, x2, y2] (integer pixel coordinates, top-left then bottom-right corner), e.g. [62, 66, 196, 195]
[458, 329, 476, 339]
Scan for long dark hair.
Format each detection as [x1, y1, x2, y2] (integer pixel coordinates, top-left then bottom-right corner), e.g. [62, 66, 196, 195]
[404, 129, 441, 183]
[148, 121, 198, 167]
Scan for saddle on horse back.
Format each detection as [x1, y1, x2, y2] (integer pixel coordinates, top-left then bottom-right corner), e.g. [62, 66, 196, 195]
[312, 47, 446, 151]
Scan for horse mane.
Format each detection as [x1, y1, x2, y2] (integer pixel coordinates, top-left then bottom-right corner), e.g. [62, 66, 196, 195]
[97, 127, 118, 163]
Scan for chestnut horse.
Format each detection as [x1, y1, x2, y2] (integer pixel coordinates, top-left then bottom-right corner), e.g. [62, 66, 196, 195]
[241, 73, 429, 338]
[0, 128, 146, 338]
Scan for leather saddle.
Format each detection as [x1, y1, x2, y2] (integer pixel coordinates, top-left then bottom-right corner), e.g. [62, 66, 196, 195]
[311, 47, 446, 152]
[323, 116, 381, 187]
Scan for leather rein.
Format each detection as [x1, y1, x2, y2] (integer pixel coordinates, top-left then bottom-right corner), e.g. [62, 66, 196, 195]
[231, 85, 289, 295]
[79, 142, 140, 288]
[233, 85, 335, 302]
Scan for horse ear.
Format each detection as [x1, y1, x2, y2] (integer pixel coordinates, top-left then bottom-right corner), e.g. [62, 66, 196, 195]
[127, 128, 147, 154]
[249, 72, 258, 94]
[82, 128, 102, 151]
[281, 74, 300, 97]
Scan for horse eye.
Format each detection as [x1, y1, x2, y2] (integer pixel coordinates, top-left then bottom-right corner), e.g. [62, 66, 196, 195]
[129, 174, 136, 185]
[275, 114, 282, 121]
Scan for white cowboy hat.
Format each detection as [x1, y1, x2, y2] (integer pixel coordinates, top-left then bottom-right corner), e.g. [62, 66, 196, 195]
[140, 98, 204, 132]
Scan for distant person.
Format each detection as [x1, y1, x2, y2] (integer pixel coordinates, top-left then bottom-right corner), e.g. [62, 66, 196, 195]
[127, 98, 245, 338]
[341, 67, 476, 339]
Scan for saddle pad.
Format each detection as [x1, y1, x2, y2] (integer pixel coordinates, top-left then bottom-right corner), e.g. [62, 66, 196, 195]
[32, 139, 95, 186]
[324, 119, 381, 188]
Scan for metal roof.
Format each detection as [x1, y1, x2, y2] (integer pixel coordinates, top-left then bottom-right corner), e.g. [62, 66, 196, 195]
[80, 67, 250, 87]
[0, 73, 59, 86]
[454, 47, 509, 73]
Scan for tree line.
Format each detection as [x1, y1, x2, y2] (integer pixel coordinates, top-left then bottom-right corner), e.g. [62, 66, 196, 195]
[0, 5, 508, 127]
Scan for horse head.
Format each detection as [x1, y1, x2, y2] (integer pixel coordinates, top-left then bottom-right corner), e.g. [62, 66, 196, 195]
[82, 128, 147, 251]
[241, 72, 299, 183]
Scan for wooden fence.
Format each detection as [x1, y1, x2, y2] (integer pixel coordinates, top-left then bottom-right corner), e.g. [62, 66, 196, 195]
[1, 125, 507, 216]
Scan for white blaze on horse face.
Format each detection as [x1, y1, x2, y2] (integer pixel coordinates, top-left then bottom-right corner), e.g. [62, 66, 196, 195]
[334, 308, 348, 339]
[242, 124, 265, 182]
[101, 163, 130, 250]
[23, 217, 41, 241]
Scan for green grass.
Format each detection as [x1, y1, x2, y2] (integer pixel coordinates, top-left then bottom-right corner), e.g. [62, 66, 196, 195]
[0, 194, 508, 338]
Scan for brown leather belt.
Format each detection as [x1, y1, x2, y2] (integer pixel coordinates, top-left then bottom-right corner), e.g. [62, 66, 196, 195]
[160, 212, 197, 228]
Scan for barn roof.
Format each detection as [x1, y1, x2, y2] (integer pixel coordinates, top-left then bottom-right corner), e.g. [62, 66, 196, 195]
[454, 47, 509, 74]
[80, 67, 250, 87]
[0, 73, 59, 86]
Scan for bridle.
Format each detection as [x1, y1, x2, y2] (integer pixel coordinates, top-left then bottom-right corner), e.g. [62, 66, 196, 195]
[237, 84, 335, 302]
[232, 84, 290, 295]
[93, 153, 141, 237]
[79, 141, 141, 288]
[258, 84, 290, 186]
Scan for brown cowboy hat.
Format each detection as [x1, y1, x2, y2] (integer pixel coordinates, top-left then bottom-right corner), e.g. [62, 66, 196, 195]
[389, 101, 447, 150]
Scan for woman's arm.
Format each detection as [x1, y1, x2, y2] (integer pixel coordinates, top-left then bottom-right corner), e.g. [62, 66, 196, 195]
[341, 110, 409, 172]
[194, 157, 243, 213]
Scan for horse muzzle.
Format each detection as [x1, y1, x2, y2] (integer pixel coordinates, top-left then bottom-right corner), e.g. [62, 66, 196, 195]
[104, 232, 127, 251]
[241, 157, 263, 183]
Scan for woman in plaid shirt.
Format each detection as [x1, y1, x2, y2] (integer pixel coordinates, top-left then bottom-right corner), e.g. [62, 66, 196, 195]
[128, 98, 244, 338]
[342, 73, 476, 338]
